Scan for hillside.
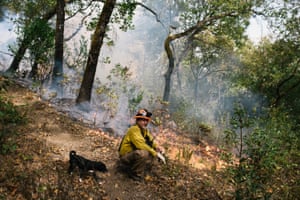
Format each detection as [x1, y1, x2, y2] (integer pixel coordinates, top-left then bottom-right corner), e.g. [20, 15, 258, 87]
[0, 77, 227, 200]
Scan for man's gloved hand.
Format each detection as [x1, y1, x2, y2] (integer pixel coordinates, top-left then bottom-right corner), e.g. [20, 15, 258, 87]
[157, 152, 166, 164]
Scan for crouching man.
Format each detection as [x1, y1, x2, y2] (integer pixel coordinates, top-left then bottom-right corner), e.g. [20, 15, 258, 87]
[117, 109, 166, 181]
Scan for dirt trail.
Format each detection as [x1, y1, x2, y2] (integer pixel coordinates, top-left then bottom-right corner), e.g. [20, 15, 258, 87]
[0, 78, 225, 200]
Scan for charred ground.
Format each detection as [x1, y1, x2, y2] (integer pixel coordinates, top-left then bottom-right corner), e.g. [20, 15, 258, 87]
[0, 77, 228, 200]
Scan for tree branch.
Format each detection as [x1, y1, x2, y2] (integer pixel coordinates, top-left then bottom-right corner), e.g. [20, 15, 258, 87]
[274, 61, 300, 106]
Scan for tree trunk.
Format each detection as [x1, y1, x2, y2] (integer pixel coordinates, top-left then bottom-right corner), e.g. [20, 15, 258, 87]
[163, 36, 175, 102]
[162, 30, 197, 102]
[52, 0, 65, 89]
[5, 41, 28, 75]
[76, 0, 116, 104]
[194, 78, 199, 102]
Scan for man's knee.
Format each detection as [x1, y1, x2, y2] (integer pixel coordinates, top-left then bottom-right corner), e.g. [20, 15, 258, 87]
[120, 150, 150, 163]
[134, 150, 151, 159]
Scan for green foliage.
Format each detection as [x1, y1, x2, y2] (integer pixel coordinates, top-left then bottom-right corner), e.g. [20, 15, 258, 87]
[109, 64, 131, 83]
[178, 0, 254, 45]
[0, 78, 10, 92]
[264, 0, 300, 42]
[168, 96, 190, 129]
[94, 63, 144, 119]
[65, 36, 88, 70]
[0, 96, 23, 125]
[108, 63, 131, 94]
[5, 0, 56, 79]
[1, 142, 17, 154]
[198, 123, 212, 133]
[0, 95, 25, 154]
[111, 0, 136, 31]
[109, 63, 145, 116]
[224, 102, 253, 157]
[9, 0, 55, 42]
[237, 39, 300, 120]
[128, 90, 143, 116]
[25, 18, 55, 65]
[221, 105, 271, 199]
[177, 147, 193, 165]
[86, 16, 99, 31]
[227, 12, 300, 197]
[5, 0, 55, 17]
[8, 15, 55, 77]
[95, 81, 118, 118]
[221, 103, 299, 199]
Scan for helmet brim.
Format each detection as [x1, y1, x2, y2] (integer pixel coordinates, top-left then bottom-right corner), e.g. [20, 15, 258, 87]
[134, 116, 151, 120]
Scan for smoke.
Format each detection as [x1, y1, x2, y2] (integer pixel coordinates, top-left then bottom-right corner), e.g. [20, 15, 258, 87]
[0, 2, 267, 137]
[0, 11, 16, 71]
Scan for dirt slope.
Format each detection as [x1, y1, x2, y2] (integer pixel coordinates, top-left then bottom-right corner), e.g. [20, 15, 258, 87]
[0, 78, 224, 200]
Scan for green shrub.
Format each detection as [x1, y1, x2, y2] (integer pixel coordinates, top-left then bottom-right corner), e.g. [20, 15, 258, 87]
[0, 95, 25, 154]
[221, 104, 299, 199]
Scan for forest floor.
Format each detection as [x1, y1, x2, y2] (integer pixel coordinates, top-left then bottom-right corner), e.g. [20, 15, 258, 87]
[0, 76, 232, 200]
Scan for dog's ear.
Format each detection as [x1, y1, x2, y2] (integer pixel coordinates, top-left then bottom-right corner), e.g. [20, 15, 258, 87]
[70, 150, 76, 157]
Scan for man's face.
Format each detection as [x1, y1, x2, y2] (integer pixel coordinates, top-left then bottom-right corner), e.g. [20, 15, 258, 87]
[136, 118, 149, 129]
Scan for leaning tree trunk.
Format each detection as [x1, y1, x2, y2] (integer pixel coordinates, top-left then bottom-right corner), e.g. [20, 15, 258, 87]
[52, 0, 65, 89]
[162, 12, 239, 102]
[5, 41, 28, 75]
[163, 31, 197, 102]
[76, 0, 116, 104]
[163, 36, 175, 102]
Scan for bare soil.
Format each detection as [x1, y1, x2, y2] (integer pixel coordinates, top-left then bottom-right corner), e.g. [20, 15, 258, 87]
[0, 77, 226, 200]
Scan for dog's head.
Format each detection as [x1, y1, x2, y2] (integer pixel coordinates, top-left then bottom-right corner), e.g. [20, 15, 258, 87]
[95, 161, 108, 173]
[70, 150, 76, 157]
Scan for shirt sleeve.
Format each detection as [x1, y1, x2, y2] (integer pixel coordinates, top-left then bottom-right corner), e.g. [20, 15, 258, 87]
[129, 126, 157, 157]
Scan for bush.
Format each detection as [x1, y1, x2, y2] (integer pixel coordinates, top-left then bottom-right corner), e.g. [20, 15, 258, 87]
[0, 95, 25, 154]
[221, 105, 299, 199]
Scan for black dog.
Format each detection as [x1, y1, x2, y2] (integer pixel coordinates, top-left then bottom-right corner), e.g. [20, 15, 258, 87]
[68, 150, 108, 182]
